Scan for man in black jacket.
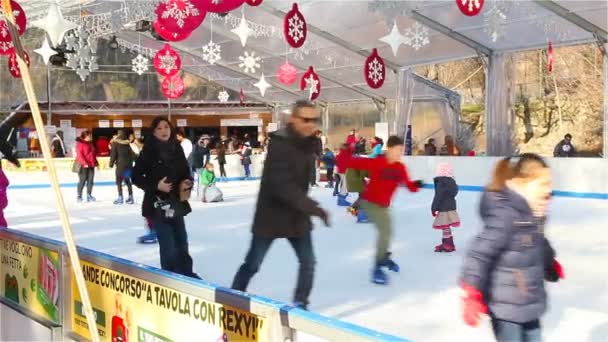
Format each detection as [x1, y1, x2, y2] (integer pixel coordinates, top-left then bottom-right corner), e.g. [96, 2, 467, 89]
[231, 100, 330, 310]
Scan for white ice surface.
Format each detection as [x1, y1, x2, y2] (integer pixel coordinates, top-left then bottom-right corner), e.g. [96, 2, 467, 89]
[5, 171, 608, 342]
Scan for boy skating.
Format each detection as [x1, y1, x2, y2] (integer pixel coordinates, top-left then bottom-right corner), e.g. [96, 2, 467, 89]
[346, 136, 422, 284]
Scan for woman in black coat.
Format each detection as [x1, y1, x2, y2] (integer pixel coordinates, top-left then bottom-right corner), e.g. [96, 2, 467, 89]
[132, 116, 198, 278]
[110, 129, 136, 204]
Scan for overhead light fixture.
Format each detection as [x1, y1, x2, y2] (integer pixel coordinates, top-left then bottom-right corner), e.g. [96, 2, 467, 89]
[108, 35, 119, 50]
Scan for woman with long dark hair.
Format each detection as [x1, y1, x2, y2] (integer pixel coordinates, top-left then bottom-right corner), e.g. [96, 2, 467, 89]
[75, 130, 98, 202]
[109, 129, 135, 205]
[132, 116, 199, 278]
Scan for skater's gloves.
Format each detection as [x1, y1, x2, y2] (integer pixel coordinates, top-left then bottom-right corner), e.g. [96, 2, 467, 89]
[312, 207, 330, 227]
[461, 283, 487, 327]
[546, 259, 565, 282]
[414, 180, 424, 189]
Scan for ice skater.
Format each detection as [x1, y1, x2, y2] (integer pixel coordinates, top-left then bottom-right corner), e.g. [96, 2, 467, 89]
[109, 129, 136, 205]
[461, 154, 564, 342]
[431, 162, 460, 252]
[346, 136, 422, 285]
[0, 138, 19, 228]
[231, 100, 330, 310]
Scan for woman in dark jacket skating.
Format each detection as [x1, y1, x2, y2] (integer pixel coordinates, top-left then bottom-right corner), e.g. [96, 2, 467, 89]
[460, 154, 564, 342]
[431, 162, 460, 252]
[132, 116, 199, 278]
[110, 129, 136, 205]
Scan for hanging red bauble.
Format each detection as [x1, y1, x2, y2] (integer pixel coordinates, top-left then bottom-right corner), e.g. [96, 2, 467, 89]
[153, 21, 192, 42]
[277, 61, 298, 85]
[239, 88, 244, 105]
[206, 0, 245, 13]
[455, 0, 484, 16]
[547, 41, 553, 73]
[300, 66, 321, 101]
[284, 3, 307, 48]
[161, 74, 185, 99]
[364, 48, 386, 89]
[8, 51, 30, 78]
[154, 44, 182, 77]
[245, 0, 263, 6]
[155, 0, 206, 35]
[0, 0, 27, 56]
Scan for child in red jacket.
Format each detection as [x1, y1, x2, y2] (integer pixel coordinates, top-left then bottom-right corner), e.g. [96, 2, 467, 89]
[335, 144, 352, 205]
[347, 136, 422, 285]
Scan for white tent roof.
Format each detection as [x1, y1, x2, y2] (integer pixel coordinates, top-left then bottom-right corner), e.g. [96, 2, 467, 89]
[19, 0, 608, 105]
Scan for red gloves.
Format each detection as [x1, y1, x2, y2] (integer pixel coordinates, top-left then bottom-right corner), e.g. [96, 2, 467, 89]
[553, 259, 565, 279]
[462, 283, 487, 327]
[432, 210, 438, 217]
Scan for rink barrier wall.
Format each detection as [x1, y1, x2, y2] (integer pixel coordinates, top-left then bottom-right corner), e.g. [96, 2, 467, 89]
[0, 229, 410, 342]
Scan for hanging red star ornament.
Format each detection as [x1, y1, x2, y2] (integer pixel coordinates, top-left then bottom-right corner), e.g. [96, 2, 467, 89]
[284, 3, 307, 48]
[547, 41, 553, 73]
[155, 0, 206, 35]
[0, 0, 27, 56]
[161, 74, 185, 99]
[154, 44, 182, 77]
[300, 66, 321, 101]
[364, 48, 386, 89]
[153, 21, 192, 42]
[245, 0, 263, 7]
[277, 61, 298, 85]
[7, 51, 30, 78]
[456, 0, 484, 16]
[207, 0, 245, 13]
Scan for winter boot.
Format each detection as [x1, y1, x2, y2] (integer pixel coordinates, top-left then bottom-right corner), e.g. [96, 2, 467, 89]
[77, 196, 83, 203]
[435, 237, 456, 253]
[337, 194, 351, 207]
[87, 195, 96, 202]
[113, 196, 124, 205]
[379, 252, 400, 272]
[372, 266, 388, 285]
[137, 232, 157, 244]
[292, 301, 308, 310]
[356, 209, 369, 223]
[126, 195, 135, 204]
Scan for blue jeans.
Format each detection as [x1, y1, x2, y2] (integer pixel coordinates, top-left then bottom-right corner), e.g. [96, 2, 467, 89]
[491, 318, 541, 342]
[243, 164, 251, 178]
[152, 217, 195, 277]
[231, 233, 316, 306]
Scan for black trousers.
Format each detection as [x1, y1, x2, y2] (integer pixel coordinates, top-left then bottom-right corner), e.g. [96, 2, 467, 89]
[77, 167, 95, 198]
[219, 163, 226, 177]
[333, 173, 341, 194]
[326, 167, 334, 184]
[116, 175, 133, 197]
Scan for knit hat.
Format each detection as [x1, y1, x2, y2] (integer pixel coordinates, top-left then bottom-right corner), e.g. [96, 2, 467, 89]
[436, 162, 454, 178]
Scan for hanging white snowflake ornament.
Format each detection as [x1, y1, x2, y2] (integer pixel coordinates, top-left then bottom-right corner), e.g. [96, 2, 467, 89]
[238, 51, 261, 73]
[379, 21, 406, 57]
[231, 13, 253, 47]
[484, 4, 506, 42]
[202, 40, 221, 65]
[284, 3, 307, 48]
[132, 54, 149, 76]
[64, 28, 99, 82]
[254, 73, 271, 97]
[404, 22, 429, 51]
[364, 48, 385, 89]
[218, 90, 229, 102]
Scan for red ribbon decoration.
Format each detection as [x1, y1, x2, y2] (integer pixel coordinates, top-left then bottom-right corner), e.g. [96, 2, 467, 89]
[547, 41, 553, 73]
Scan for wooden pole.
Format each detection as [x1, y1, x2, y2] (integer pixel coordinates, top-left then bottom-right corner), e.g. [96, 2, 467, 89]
[1, 2, 100, 341]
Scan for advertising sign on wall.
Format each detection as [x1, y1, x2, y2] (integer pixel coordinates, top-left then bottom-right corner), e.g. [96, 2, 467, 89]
[71, 260, 268, 342]
[0, 238, 61, 324]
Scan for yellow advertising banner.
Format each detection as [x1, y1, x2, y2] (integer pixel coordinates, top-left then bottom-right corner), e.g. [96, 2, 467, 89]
[0, 238, 61, 323]
[71, 260, 268, 342]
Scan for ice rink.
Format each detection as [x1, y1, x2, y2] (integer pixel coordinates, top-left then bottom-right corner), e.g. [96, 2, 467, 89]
[5, 170, 608, 341]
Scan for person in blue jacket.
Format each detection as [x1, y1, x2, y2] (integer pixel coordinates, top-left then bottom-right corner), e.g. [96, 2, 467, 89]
[460, 154, 564, 342]
[321, 148, 335, 188]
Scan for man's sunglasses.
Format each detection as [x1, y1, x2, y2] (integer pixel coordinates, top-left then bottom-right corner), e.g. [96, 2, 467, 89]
[294, 115, 321, 123]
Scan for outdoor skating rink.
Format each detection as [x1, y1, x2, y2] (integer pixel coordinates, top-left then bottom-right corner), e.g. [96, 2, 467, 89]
[6, 171, 608, 341]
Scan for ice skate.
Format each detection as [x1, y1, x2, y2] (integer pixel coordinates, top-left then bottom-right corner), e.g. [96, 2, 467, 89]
[379, 252, 400, 272]
[337, 194, 351, 206]
[113, 196, 124, 205]
[356, 209, 369, 223]
[372, 266, 388, 285]
[126, 195, 135, 204]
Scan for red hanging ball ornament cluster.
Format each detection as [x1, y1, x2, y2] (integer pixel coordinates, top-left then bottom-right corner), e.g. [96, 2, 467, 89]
[207, 0, 245, 14]
[8, 51, 30, 78]
[284, 3, 307, 48]
[547, 41, 554, 73]
[154, 44, 182, 77]
[245, 0, 263, 7]
[277, 61, 298, 85]
[456, 0, 484, 16]
[0, 0, 27, 56]
[300, 66, 321, 101]
[161, 73, 185, 99]
[154, 0, 207, 42]
[364, 48, 386, 89]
